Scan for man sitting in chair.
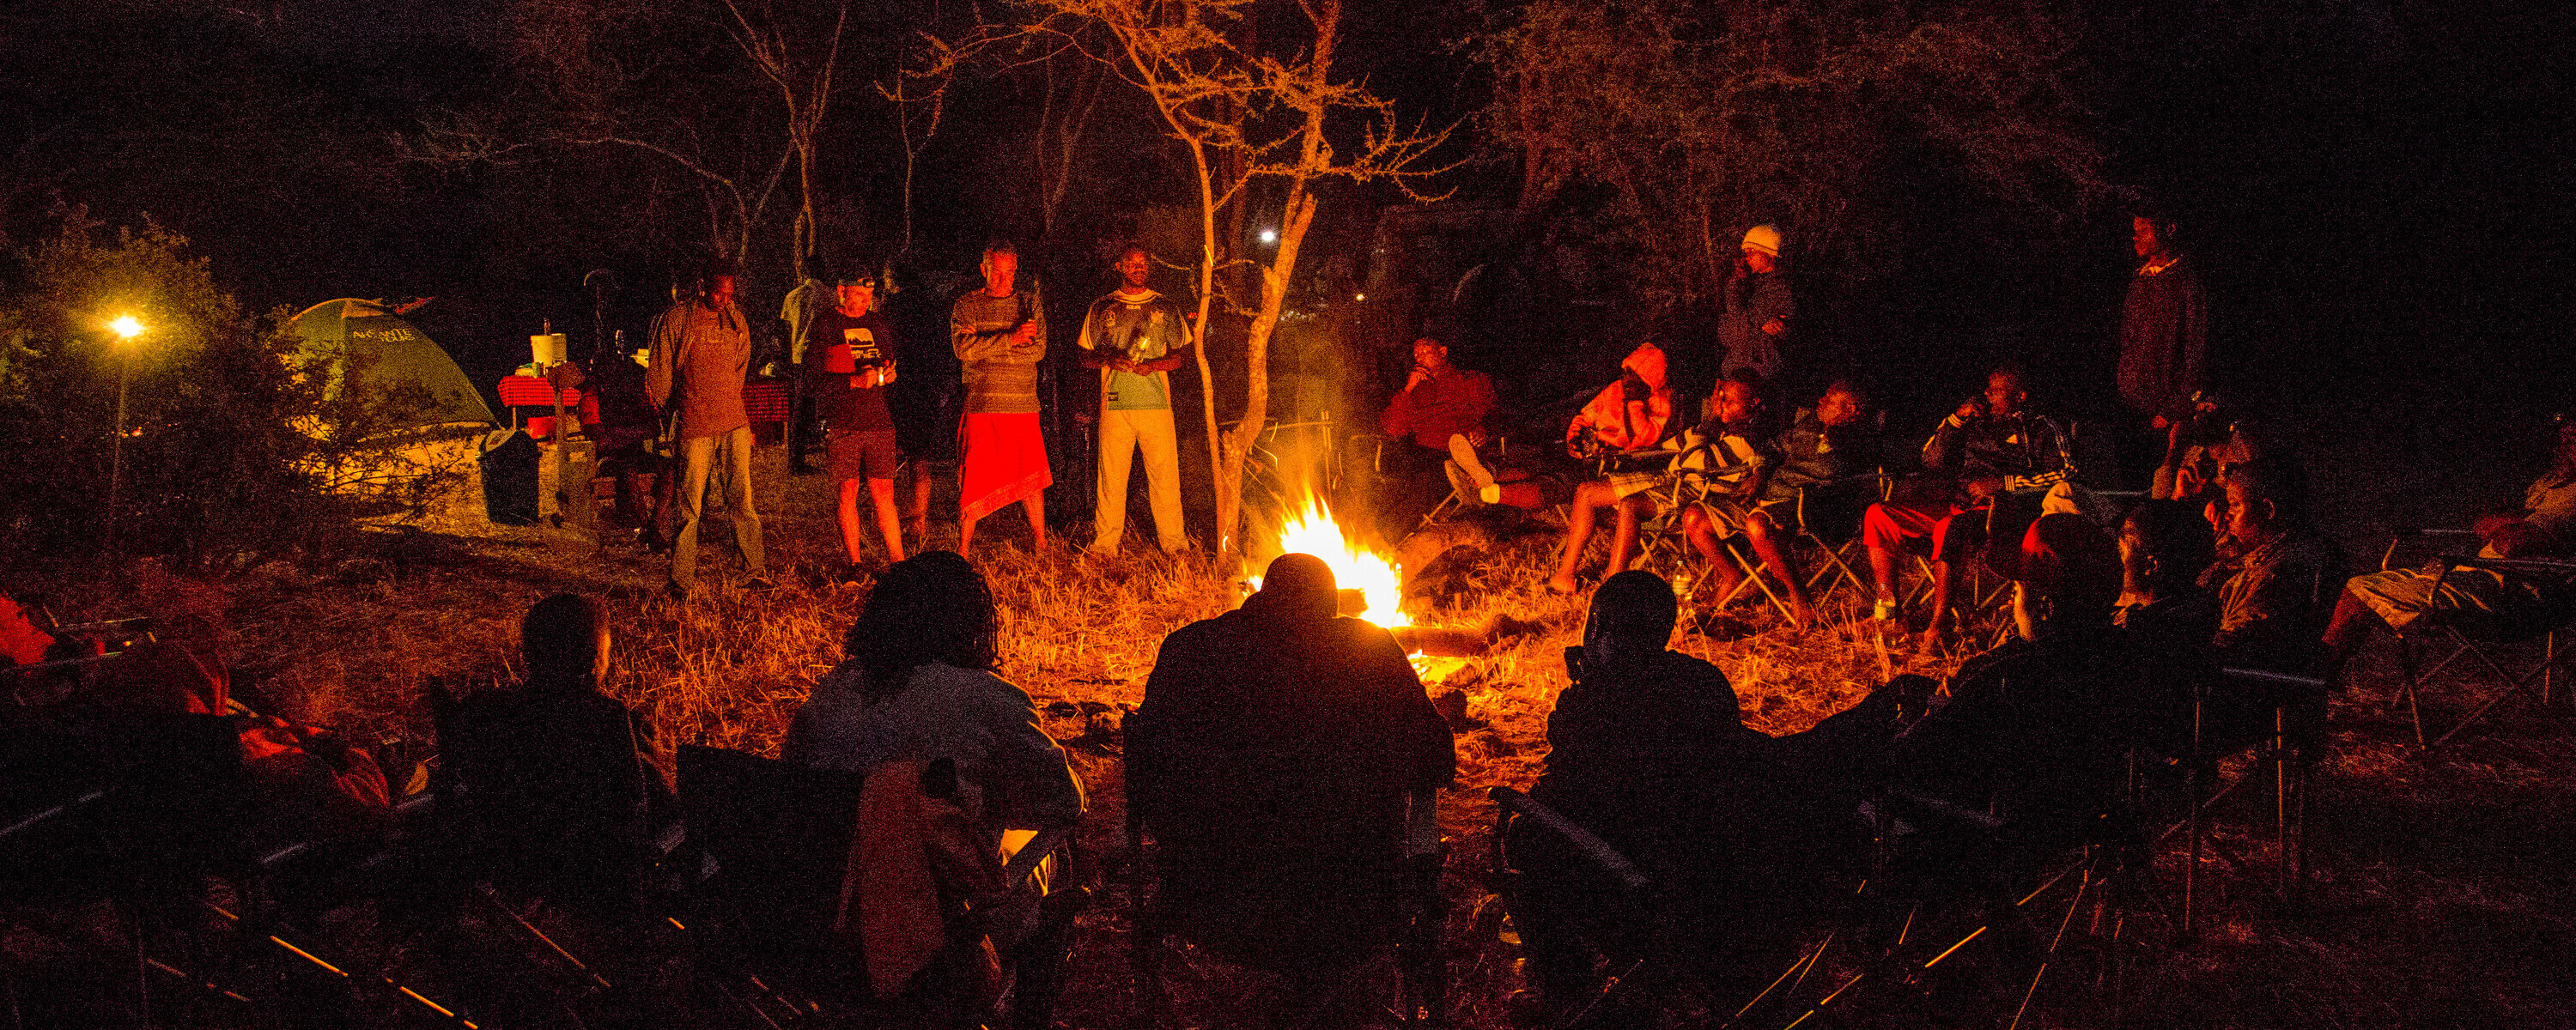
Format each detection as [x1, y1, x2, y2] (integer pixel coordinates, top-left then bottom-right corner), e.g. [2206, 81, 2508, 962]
[1682, 378, 1876, 630]
[2321, 415, 2576, 682]
[1376, 336, 1497, 542]
[1127, 554, 1455, 1015]
[1545, 342, 1680, 594]
[1862, 366, 2076, 648]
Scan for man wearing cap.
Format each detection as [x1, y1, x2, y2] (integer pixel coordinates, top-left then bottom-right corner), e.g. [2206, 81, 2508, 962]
[1717, 225, 1795, 385]
[1077, 245, 1197, 554]
[951, 240, 1052, 554]
[802, 264, 908, 574]
[647, 262, 769, 598]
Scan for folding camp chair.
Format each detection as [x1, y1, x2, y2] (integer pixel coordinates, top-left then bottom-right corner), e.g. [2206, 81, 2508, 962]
[1617, 439, 1800, 621]
[1783, 472, 1893, 609]
[2366, 542, 2576, 750]
[2160, 667, 2325, 936]
[678, 744, 1084, 1030]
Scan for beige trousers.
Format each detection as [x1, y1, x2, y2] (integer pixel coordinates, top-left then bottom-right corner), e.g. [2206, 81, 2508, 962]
[671, 425, 765, 589]
[1092, 407, 1186, 552]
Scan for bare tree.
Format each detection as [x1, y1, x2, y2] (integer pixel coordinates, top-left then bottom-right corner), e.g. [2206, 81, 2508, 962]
[1474, 0, 2107, 304]
[719, 0, 850, 276]
[939, 0, 1453, 554]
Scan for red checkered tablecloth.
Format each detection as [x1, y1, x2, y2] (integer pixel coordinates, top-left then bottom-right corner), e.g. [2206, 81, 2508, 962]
[743, 381, 790, 422]
[498, 375, 585, 409]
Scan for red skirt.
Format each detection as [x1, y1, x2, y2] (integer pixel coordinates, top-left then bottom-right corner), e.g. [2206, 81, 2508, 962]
[957, 412, 1051, 521]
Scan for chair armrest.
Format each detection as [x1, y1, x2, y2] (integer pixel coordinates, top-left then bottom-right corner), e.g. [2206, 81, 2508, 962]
[1487, 787, 1651, 892]
[2439, 554, 2576, 576]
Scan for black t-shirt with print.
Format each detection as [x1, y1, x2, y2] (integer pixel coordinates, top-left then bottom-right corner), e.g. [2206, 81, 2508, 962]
[801, 307, 896, 433]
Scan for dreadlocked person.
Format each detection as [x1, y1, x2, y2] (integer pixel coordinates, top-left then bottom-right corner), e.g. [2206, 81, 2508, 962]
[1126, 554, 1455, 1002]
[787, 552, 1084, 863]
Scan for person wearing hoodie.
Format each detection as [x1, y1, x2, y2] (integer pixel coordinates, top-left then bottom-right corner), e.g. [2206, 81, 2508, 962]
[1546, 342, 1678, 594]
[1078, 246, 1198, 554]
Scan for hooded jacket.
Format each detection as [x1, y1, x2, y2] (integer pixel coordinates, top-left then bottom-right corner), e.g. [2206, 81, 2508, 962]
[1566, 343, 1675, 457]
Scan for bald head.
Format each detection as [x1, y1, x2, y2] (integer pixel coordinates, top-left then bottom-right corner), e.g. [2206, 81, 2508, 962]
[1252, 553, 1338, 621]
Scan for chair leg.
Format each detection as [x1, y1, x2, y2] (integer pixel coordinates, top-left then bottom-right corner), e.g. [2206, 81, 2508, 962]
[2393, 632, 2428, 748]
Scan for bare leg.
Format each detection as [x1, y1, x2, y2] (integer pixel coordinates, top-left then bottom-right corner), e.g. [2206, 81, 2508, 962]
[1681, 507, 1746, 599]
[1021, 494, 1048, 550]
[902, 464, 933, 541]
[2321, 587, 2377, 664]
[835, 479, 868, 565]
[1549, 481, 1614, 593]
[958, 512, 980, 556]
[869, 478, 907, 563]
[1746, 512, 1814, 627]
[1922, 559, 1957, 647]
[1604, 496, 1649, 576]
[1868, 542, 1900, 608]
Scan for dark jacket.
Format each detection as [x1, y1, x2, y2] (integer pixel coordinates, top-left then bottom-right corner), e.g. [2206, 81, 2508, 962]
[2208, 529, 2339, 675]
[1923, 408, 2069, 488]
[1127, 601, 1455, 968]
[1530, 649, 1749, 863]
[2117, 256, 2208, 422]
[1717, 270, 1795, 382]
[1763, 409, 1879, 503]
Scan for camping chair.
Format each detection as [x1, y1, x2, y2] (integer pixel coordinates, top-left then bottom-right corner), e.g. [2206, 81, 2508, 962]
[2369, 533, 2576, 750]
[1615, 439, 1799, 621]
[1127, 711, 1447, 1029]
[2160, 667, 2326, 936]
[1485, 786, 1665, 1030]
[1783, 472, 1895, 610]
[677, 744, 1085, 1030]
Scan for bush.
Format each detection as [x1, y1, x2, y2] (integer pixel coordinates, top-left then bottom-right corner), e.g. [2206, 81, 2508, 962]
[0, 210, 453, 579]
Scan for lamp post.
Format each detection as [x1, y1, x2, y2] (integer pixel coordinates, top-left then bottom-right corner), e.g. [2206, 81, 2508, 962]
[106, 315, 143, 562]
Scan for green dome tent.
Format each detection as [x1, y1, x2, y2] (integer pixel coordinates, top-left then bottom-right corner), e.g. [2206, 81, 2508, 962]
[288, 299, 497, 431]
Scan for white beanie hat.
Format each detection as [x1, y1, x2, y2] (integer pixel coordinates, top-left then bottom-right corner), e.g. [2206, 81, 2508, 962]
[1741, 224, 1783, 258]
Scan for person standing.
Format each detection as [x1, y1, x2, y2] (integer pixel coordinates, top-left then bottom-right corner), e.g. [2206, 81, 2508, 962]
[951, 241, 1052, 554]
[804, 264, 909, 575]
[647, 262, 769, 598]
[779, 265, 831, 475]
[2116, 213, 2208, 429]
[1077, 246, 1196, 554]
[1717, 225, 1795, 385]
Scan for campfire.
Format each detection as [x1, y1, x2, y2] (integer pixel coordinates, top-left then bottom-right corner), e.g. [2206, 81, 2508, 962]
[1261, 494, 1410, 627]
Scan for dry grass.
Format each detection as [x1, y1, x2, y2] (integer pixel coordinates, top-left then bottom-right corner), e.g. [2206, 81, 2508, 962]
[25, 447, 2576, 1029]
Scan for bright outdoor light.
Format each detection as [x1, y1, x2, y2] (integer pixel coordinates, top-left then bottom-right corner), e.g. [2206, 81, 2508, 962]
[109, 315, 144, 339]
[1259, 227, 1279, 244]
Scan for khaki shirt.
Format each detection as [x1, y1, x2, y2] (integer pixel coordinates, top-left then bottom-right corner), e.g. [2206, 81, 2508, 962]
[647, 299, 751, 439]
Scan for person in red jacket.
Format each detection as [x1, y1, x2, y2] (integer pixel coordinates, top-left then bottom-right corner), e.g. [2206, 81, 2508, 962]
[1376, 337, 1497, 541]
[1546, 343, 1678, 594]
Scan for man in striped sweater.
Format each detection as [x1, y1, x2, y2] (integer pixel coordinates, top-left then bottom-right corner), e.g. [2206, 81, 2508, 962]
[950, 240, 1052, 554]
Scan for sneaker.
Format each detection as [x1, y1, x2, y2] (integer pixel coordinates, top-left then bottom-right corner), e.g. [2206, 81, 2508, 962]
[1449, 434, 1498, 493]
[743, 576, 778, 595]
[1443, 461, 1482, 508]
[664, 580, 691, 603]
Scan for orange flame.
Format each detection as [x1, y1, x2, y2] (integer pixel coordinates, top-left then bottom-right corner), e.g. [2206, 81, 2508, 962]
[1259, 494, 1410, 627]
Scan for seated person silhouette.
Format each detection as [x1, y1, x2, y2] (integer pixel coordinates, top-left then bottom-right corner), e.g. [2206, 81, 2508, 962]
[1126, 553, 1455, 1014]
